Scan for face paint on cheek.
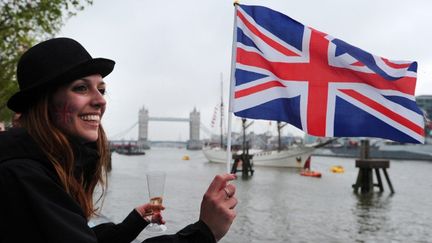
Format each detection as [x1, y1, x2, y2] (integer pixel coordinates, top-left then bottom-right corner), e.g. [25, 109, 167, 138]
[52, 102, 77, 125]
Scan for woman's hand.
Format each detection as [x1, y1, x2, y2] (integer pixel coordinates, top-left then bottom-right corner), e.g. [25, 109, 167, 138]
[135, 203, 166, 224]
[199, 173, 238, 242]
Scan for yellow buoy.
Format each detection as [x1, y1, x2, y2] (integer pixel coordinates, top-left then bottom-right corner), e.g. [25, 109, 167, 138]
[182, 155, 190, 160]
[330, 165, 344, 173]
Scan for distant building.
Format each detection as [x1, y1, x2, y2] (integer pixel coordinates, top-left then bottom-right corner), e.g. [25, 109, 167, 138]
[0, 122, 5, 132]
[416, 95, 432, 120]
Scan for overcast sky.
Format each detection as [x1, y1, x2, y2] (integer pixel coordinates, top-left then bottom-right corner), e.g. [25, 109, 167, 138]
[59, 0, 432, 141]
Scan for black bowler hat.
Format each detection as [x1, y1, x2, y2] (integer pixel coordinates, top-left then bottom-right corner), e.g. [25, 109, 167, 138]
[7, 37, 115, 112]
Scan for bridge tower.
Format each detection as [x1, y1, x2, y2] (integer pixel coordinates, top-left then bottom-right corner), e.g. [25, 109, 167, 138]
[138, 107, 150, 149]
[187, 107, 203, 150]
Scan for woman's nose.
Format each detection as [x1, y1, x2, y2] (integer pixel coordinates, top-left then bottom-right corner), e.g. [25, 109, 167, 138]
[91, 89, 106, 108]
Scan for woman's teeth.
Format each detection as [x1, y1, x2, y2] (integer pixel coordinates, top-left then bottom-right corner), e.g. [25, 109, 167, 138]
[80, 115, 100, 122]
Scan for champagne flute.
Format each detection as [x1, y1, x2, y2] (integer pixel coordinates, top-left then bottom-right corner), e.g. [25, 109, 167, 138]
[144, 171, 167, 233]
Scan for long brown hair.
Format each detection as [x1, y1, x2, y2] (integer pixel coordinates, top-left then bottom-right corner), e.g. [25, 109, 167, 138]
[19, 93, 109, 219]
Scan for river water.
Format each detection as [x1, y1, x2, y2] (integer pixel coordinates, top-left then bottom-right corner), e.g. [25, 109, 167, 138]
[98, 148, 432, 243]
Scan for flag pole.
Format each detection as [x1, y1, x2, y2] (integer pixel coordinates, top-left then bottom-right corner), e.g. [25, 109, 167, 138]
[226, 2, 239, 173]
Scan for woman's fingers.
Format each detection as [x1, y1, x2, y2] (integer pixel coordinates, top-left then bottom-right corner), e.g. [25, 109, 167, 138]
[200, 173, 238, 242]
[207, 174, 236, 192]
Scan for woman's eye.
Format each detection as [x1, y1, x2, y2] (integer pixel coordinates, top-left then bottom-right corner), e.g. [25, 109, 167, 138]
[98, 88, 106, 95]
[72, 85, 88, 93]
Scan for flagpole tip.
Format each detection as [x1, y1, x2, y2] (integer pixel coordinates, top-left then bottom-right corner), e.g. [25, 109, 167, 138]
[233, 0, 239, 6]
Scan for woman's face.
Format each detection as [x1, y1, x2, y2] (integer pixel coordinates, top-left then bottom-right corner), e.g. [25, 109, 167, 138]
[50, 74, 106, 142]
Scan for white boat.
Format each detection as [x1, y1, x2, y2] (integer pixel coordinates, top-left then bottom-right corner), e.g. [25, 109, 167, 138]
[202, 146, 315, 168]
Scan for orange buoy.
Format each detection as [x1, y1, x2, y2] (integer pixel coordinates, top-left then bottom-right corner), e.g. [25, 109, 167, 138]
[300, 170, 322, 178]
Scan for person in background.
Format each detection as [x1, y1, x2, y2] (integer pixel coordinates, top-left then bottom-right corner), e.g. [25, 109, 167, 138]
[11, 112, 21, 128]
[0, 37, 237, 243]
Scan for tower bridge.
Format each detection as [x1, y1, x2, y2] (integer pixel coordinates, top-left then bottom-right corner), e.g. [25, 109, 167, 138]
[138, 107, 203, 150]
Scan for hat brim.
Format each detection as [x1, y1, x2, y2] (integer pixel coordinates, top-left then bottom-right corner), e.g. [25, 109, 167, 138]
[7, 58, 115, 112]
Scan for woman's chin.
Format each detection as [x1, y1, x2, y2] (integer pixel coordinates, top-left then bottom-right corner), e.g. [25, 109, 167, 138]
[74, 129, 99, 143]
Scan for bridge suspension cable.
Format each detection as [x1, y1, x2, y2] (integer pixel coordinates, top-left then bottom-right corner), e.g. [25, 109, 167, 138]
[200, 122, 216, 138]
[109, 121, 138, 140]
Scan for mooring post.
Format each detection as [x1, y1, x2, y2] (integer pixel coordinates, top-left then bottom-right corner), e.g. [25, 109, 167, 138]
[230, 154, 254, 177]
[231, 141, 254, 178]
[230, 155, 240, 174]
[360, 139, 369, 160]
[382, 168, 395, 193]
[353, 139, 371, 192]
[230, 119, 254, 178]
[352, 139, 394, 194]
[353, 159, 393, 194]
[374, 168, 384, 192]
[241, 141, 254, 178]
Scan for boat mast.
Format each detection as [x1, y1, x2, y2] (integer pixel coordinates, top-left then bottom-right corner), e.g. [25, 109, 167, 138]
[242, 118, 253, 153]
[277, 121, 287, 151]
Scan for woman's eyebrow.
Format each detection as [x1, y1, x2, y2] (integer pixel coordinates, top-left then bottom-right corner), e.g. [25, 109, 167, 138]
[78, 78, 105, 86]
[79, 78, 91, 83]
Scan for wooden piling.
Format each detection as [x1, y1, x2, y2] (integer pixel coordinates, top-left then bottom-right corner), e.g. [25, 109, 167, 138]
[231, 153, 254, 178]
[231, 141, 254, 178]
[352, 159, 394, 194]
[360, 139, 369, 159]
[352, 139, 394, 194]
[382, 168, 395, 193]
[231, 119, 255, 178]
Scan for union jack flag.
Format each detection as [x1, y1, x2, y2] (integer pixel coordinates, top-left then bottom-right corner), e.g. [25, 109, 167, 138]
[233, 4, 425, 143]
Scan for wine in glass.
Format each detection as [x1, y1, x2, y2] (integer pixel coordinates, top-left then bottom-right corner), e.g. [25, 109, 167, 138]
[144, 171, 167, 233]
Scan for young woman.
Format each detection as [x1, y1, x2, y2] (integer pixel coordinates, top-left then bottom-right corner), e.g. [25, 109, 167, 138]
[0, 38, 237, 243]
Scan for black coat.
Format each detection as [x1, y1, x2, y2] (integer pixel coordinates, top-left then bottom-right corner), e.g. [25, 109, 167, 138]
[0, 128, 215, 243]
